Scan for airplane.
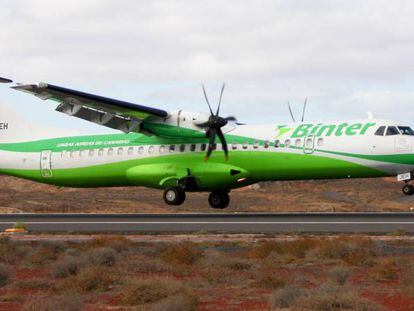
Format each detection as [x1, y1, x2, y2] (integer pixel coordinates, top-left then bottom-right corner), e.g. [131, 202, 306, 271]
[1, 76, 414, 209]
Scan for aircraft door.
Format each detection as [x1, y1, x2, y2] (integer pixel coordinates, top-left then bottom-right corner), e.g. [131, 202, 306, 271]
[303, 135, 315, 154]
[395, 136, 412, 152]
[40, 150, 53, 178]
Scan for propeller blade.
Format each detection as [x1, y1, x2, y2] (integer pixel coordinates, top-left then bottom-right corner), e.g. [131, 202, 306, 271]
[301, 97, 307, 122]
[205, 128, 217, 161]
[224, 116, 237, 122]
[202, 84, 214, 116]
[0, 77, 12, 83]
[287, 102, 296, 122]
[216, 128, 228, 161]
[216, 83, 225, 116]
[195, 121, 211, 128]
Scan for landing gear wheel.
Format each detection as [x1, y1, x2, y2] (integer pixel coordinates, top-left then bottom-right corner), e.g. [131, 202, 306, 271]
[163, 187, 186, 205]
[402, 184, 414, 196]
[208, 191, 230, 209]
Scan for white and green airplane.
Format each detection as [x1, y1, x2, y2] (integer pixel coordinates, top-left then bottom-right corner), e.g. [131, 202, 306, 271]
[1, 76, 414, 209]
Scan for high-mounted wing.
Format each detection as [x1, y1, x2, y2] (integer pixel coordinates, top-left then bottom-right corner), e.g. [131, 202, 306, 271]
[12, 82, 169, 133]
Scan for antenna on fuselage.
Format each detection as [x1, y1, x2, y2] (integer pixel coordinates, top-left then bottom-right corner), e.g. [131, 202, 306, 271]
[301, 97, 307, 122]
[287, 98, 308, 123]
[287, 102, 296, 122]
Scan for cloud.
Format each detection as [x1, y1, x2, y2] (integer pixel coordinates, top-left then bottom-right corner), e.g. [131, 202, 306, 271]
[1, 0, 414, 127]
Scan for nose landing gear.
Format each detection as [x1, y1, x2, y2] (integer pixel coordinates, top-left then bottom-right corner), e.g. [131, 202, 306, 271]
[208, 191, 230, 209]
[402, 183, 414, 196]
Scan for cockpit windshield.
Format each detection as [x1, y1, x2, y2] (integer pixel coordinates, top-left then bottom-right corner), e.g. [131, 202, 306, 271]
[398, 126, 414, 136]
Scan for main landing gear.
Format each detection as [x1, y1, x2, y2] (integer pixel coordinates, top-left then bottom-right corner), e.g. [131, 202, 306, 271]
[162, 187, 231, 209]
[402, 183, 414, 196]
[398, 172, 414, 196]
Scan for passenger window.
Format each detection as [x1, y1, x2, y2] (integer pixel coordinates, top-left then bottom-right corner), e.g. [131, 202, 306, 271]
[127, 147, 134, 155]
[386, 126, 399, 136]
[295, 139, 301, 147]
[89, 149, 95, 157]
[148, 146, 154, 153]
[317, 138, 324, 147]
[117, 147, 123, 156]
[169, 145, 175, 153]
[274, 140, 280, 148]
[70, 151, 76, 158]
[180, 144, 186, 152]
[253, 141, 259, 149]
[190, 144, 196, 152]
[108, 148, 114, 156]
[61, 151, 67, 158]
[242, 142, 248, 149]
[98, 149, 104, 156]
[374, 126, 385, 136]
[201, 144, 206, 151]
[79, 150, 85, 157]
[284, 139, 291, 147]
[138, 146, 144, 154]
[305, 138, 313, 148]
[232, 142, 238, 150]
[264, 140, 269, 148]
[159, 145, 166, 153]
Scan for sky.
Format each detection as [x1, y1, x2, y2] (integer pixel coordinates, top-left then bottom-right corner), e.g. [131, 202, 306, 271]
[1, 0, 414, 134]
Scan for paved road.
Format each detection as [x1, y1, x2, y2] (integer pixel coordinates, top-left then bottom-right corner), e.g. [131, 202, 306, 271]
[1, 212, 414, 233]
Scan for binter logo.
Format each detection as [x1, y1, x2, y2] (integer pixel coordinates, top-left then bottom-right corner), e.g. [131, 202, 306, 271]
[0, 123, 8, 130]
[291, 122, 376, 138]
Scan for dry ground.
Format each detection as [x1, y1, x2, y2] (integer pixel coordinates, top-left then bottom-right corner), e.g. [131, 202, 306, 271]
[0, 235, 411, 310]
[1, 175, 414, 213]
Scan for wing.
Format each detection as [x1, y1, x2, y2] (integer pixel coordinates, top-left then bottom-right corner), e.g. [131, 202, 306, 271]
[12, 82, 169, 133]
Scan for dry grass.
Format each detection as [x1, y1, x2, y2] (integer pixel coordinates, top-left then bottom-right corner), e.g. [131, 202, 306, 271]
[86, 247, 117, 267]
[160, 242, 203, 266]
[269, 285, 302, 309]
[13, 278, 51, 290]
[87, 235, 132, 251]
[252, 272, 289, 289]
[51, 256, 85, 278]
[370, 258, 398, 281]
[55, 266, 115, 293]
[0, 263, 10, 287]
[152, 292, 199, 311]
[120, 277, 182, 306]
[22, 294, 83, 311]
[328, 266, 352, 285]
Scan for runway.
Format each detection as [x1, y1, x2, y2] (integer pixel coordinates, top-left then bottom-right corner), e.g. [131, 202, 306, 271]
[1, 212, 414, 233]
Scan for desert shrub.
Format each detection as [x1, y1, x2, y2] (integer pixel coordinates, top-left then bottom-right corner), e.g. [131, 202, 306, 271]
[14, 278, 51, 290]
[52, 256, 85, 278]
[120, 278, 180, 305]
[0, 263, 10, 287]
[248, 240, 279, 259]
[152, 293, 198, 311]
[129, 256, 169, 273]
[39, 241, 67, 253]
[55, 267, 115, 293]
[0, 237, 19, 264]
[222, 257, 252, 271]
[22, 294, 83, 311]
[269, 285, 302, 308]
[401, 264, 414, 297]
[160, 242, 203, 266]
[201, 266, 246, 285]
[88, 235, 131, 251]
[293, 283, 381, 311]
[328, 266, 352, 285]
[87, 247, 117, 267]
[370, 258, 398, 281]
[282, 238, 317, 259]
[252, 273, 288, 289]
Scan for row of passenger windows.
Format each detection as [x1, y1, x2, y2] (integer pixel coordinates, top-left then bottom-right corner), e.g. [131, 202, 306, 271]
[375, 126, 414, 136]
[61, 138, 324, 158]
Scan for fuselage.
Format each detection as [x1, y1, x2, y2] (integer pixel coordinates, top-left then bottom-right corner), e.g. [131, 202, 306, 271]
[1, 118, 414, 191]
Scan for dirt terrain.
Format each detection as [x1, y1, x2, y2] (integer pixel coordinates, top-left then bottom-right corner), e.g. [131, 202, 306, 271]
[0, 175, 413, 213]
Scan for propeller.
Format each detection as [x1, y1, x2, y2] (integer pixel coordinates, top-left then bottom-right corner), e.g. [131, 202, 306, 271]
[196, 83, 237, 161]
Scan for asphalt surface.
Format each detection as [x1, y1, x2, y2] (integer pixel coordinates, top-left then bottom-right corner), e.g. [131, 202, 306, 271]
[1, 213, 414, 233]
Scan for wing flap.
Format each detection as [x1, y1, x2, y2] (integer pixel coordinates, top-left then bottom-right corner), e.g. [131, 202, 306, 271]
[12, 83, 169, 133]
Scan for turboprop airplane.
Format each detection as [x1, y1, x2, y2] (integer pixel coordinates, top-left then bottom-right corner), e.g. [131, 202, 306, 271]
[1, 76, 414, 209]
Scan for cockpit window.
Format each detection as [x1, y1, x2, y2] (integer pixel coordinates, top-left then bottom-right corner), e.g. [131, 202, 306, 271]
[398, 126, 414, 136]
[374, 126, 385, 136]
[386, 126, 400, 136]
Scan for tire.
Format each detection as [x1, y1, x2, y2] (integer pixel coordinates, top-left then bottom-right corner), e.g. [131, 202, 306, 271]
[208, 191, 230, 209]
[163, 187, 186, 205]
[402, 184, 414, 196]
